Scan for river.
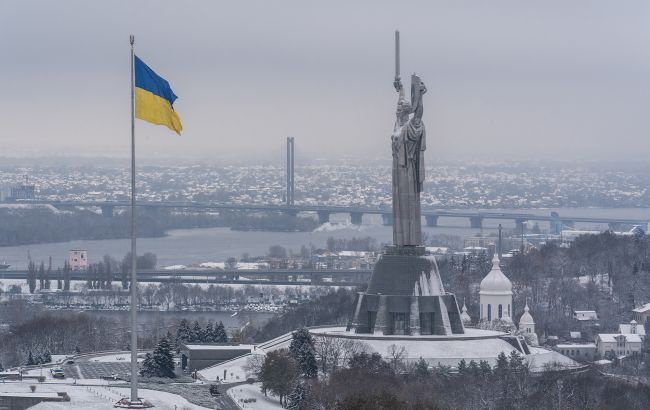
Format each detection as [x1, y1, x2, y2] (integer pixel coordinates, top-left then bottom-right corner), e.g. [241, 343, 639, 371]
[1, 207, 648, 269]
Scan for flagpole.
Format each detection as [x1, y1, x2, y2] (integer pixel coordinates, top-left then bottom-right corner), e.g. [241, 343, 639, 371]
[129, 34, 139, 404]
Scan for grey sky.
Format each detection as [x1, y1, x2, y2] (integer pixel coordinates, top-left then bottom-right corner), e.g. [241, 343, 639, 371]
[2, 1, 650, 162]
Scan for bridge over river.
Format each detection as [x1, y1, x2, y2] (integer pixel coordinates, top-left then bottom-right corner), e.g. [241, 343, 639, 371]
[0, 268, 372, 287]
[20, 200, 650, 233]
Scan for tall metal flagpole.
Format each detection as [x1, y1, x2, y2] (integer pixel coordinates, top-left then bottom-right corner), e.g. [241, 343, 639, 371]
[129, 34, 139, 403]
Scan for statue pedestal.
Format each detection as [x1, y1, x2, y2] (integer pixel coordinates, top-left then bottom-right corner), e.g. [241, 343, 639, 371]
[349, 246, 464, 336]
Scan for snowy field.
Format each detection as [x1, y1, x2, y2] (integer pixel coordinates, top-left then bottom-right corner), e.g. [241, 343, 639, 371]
[90, 353, 144, 363]
[199, 353, 264, 382]
[0, 382, 211, 409]
[227, 382, 282, 410]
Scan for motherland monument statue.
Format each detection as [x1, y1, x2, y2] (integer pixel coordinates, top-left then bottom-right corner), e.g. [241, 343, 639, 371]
[348, 32, 465, 336]
[391, 30, 427, 247]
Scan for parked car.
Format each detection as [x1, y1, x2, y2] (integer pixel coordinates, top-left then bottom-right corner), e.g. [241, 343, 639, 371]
[50, 368, 65, 378]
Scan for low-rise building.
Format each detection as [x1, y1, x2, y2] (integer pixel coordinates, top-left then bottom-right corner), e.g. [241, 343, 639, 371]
[618, 320, 645, 341]
[632, 303, 650, 325]
[554, 343, 597, 361]
[573, 310, 598, 321]
[180, 344, 255, 373]
[68, 249, 88, 271]
[595, 334, 642, 359]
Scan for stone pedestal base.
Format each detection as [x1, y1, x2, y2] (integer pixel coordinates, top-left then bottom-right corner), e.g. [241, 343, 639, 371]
[114, 398, 154, 408]
[348, 246, 464, 336]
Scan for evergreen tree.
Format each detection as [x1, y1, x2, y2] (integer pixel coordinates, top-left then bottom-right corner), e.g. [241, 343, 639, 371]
[289, 327, 314, 359]
[26, 351, 35, 366]
[63, 260, 71, 291]
[86, 265, 93, 289]
[0, 361, 3, 372]
[414, 357, 430, 380]
[104, 254, 113, 289]
[191, 320, 202, 343]
[56, 268, 62, 290]
[27, 260, 37, 294]
[495, 351, 508, 373]
[467, 359, 480, 378]
[150, 337, 175, 378]
[140, 353, 158, 377]
[45, 257, 52, 290]
[297, 343, 318, 379]
[457, 358, 468, 375]
[38, 261, 45, 290]
[259, 349, 299, 406]
[286, 382, 307, 410]
[215, 321, 228, 343]
[96, 262, 105, 289]
[479, 360, 492, 378]
[120, 256, 129, 290]
[203, 321, 215, 343]
[176, 319, 192, 347]
[42, 350, 52, 363]
[165, 330, 177, 352]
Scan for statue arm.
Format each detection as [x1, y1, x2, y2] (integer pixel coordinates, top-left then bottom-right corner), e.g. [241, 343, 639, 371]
[413, 82, 426, 121]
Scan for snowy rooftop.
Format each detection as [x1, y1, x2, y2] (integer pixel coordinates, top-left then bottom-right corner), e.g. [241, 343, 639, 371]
[619, 323, 646, 336]
[597, 334, 642, 343]
[555, 344, 596, 348]
[183, 344, 255, 351]
[632, 303, 650, 313]
[311, 326, 506, 340]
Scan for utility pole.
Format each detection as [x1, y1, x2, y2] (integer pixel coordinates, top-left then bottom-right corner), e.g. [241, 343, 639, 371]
[286, 137, 294, 206]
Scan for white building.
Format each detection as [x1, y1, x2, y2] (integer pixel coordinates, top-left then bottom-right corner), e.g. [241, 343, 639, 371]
[632, 303, 650, 325]
[68, 249, 88, 271]
[479, 254, 512, 322]
[618, 320, 645, 341]
[573, 310, 598, 321]
[595, 334, 642, 359]
[460, 301, 472, 325]
[518, 302, 535, 335]
[554, 343, 597, 361]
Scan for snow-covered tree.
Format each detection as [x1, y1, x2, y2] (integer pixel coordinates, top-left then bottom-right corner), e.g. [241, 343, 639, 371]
[286, 382, 307, 410]
[289, 327, 314, 359]
[214, 321, 228, 343]
[152, 337, 175, 378]
[140, 353, 158, 377]
[203, 321, 215, 343]
[141, 337, 175, 378]
[176, 319, 192, 347]
[191, 320, 202, 343]
[26, 351, 35, 366]
[297, 343, 318, 379]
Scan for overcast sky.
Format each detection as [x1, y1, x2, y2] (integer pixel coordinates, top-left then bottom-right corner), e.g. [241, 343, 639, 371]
[2, 1, 650, 162]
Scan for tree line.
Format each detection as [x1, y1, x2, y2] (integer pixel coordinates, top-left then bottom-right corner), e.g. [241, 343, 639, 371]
[252, 328, 650, 409]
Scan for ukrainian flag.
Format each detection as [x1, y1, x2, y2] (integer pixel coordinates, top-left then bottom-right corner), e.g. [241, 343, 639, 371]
[134, 56, 182, 135]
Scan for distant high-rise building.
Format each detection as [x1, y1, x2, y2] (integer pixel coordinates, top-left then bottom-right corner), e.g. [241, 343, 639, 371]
[9, 184, 35, 200]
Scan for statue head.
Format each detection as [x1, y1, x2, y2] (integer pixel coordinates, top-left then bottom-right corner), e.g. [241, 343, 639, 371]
[396, 98, 411, 121]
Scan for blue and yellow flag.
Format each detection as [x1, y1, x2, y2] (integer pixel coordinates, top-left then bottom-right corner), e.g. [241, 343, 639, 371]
[134, 56, 182, 135]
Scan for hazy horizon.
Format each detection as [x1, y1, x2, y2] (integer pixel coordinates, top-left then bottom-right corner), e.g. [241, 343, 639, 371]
[4, 1, 650, 161]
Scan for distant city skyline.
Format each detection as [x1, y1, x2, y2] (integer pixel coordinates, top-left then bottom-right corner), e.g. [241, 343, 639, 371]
[3, 1, 650, 161]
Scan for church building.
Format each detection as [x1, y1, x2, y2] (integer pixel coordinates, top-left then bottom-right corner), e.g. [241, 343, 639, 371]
[479, 254, 512, 322]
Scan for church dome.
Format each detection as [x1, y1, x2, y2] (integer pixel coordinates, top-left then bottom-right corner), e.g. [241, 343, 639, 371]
[460, 302, 472, 324]
[519, 302, 535, 326]
[479, 254, 512, 295]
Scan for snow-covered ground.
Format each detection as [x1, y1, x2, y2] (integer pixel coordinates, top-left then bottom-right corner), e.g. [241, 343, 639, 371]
[199, 353, 264, 382]
[228, 382, 283, 410]
[90, 353, 144, 363]
[0, 382, 211, 409]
